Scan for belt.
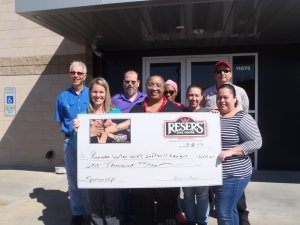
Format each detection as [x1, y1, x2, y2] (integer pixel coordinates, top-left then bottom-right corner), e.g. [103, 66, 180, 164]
[65, 134, 72, 138]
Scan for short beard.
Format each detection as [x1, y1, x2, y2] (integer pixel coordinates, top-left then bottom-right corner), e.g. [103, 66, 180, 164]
[126, 87, 136, 96]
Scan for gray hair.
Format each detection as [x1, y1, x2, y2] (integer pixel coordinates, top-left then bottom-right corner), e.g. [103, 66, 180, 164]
[69, 61, 87, 74]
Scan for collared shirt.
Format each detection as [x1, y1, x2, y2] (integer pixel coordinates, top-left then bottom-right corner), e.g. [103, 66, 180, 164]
[111, 91, 147, 113]
[200, 84, 249, 113]
[54, 86, 89, 135]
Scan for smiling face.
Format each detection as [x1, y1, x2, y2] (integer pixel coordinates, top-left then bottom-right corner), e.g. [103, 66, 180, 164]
[123, 71, 140, 97]
[186, 87, 203, 110]
[146, 76, 164, 101]
[216, 87, 237, 114]
[90, 83, 106, 108]
[70, 64, 86, 87]
[213, 64, 232, 86]
[164, 84, 177, 102]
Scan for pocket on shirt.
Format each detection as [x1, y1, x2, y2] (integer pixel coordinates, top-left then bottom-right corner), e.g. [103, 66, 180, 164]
[82, 100, 89, 112]
[63, 101, 75, 120]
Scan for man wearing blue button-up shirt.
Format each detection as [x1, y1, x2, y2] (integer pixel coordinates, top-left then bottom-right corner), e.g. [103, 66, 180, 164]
[55, 61, 90, 225]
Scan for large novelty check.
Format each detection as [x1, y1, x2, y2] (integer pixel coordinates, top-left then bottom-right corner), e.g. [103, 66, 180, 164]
[77, 112, 222, 188]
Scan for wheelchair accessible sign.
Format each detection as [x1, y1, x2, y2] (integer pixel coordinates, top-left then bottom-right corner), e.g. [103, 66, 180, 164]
[4, 87, 16, 116]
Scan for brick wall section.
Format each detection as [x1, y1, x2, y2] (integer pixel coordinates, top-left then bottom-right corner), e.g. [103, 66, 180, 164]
[0, 54, 92, 76]
[0, 0, 93, 168]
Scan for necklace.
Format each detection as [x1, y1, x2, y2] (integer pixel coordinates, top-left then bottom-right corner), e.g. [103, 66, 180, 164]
[143, 96, 167, 113]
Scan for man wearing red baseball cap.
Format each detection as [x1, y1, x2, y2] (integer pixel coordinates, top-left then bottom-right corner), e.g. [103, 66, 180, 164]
[201, 60, 249, 112]
[201, 60, 251, 225]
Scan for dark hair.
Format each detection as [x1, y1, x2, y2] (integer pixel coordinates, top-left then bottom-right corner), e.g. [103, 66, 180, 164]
[217, 84, 238, 107]
[186, 84, 204, 95]
[147, 74, 165, 84]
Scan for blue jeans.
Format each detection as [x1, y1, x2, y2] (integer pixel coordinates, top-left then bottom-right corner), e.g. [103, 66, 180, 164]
[64, 137, 90, 216]
[212, 175, 251, 225]
[182, 186, 209, 225]
[119, 189, 135, 219]
[176, 194, 182, 213]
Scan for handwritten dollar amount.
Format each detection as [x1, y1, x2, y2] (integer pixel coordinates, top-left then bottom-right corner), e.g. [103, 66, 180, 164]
[86, 161, 188, 169]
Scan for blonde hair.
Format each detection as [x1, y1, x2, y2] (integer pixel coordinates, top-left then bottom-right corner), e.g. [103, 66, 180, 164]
[88, 77, 114, 114]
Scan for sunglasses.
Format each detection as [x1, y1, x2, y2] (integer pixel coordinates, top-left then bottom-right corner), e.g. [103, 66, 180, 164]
[124, 80, 137, 85]
[216, 69, 231, 74]
[164, 90, 175, 96]
[70, 71, 85, 76]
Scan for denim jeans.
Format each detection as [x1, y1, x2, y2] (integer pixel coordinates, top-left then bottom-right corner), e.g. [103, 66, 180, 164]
[64, 137, 90, 216]
[212, 175, 251, 225]
[182, 186, 209, 225]
[119, 189, 135, 219]
[176, 193, 183, 213]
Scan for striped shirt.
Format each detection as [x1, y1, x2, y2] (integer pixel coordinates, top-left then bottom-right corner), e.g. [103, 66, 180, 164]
[221, 111, 262, 179]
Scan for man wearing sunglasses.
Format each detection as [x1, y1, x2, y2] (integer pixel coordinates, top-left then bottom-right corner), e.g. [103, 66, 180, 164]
[112, 70, 147, 113]
[55, 61, 90, 225]
[201, 60, 249, 113]
[201, 60, 250, 225]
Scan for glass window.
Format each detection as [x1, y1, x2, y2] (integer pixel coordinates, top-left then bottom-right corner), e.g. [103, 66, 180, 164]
[232, 56, 255, 110]
[150, 63, 181, 102]
[191, 62, 217, 90]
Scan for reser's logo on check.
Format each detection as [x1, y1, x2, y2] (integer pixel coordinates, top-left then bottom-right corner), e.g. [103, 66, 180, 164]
[164, 116, 207, 137]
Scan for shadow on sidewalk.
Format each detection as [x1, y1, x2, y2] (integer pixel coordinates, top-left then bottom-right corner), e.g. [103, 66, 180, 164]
[251, 170, 300, 184]
[29, 188, 72, 225]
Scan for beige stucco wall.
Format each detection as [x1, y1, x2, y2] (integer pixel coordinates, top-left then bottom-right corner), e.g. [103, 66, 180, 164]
[0, 0, 93, 168]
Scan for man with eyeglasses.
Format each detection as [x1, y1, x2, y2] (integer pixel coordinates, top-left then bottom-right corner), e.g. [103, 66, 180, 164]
[112, 70, 147, 113]
[55, 61, 90, 225]
[111, 70, 146, 224]
[201, 60, 250, 225]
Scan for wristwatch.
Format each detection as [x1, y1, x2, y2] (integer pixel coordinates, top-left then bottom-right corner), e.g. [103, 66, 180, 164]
[116, 124, 120, 131]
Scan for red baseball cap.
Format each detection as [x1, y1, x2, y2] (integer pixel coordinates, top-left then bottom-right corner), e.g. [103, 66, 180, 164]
[214, 60, 231, 72]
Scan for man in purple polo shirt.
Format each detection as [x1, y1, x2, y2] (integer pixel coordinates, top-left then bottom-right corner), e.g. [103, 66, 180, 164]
[112, 70, 147, 113]
[111, 70, 146, 224]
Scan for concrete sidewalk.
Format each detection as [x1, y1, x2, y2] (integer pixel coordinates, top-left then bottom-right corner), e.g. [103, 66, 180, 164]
[0, 168, 299, 225]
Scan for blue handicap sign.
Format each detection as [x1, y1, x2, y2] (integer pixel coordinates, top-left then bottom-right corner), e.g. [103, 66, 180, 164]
[7, 96, 14, 104]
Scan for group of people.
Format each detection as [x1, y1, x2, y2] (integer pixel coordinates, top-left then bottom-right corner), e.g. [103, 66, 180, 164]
[55, 60, 262, 225]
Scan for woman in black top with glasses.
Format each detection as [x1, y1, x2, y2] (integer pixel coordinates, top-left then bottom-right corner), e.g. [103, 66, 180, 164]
[130, 75, 182, 225]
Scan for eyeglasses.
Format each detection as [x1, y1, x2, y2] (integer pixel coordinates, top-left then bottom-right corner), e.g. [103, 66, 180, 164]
[70, 71, 85, 76]
[124, 80, 137, 85]
[164, 90, 175, 96]
[216, 69, 231, 74]
[146, 83, 163, 88]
